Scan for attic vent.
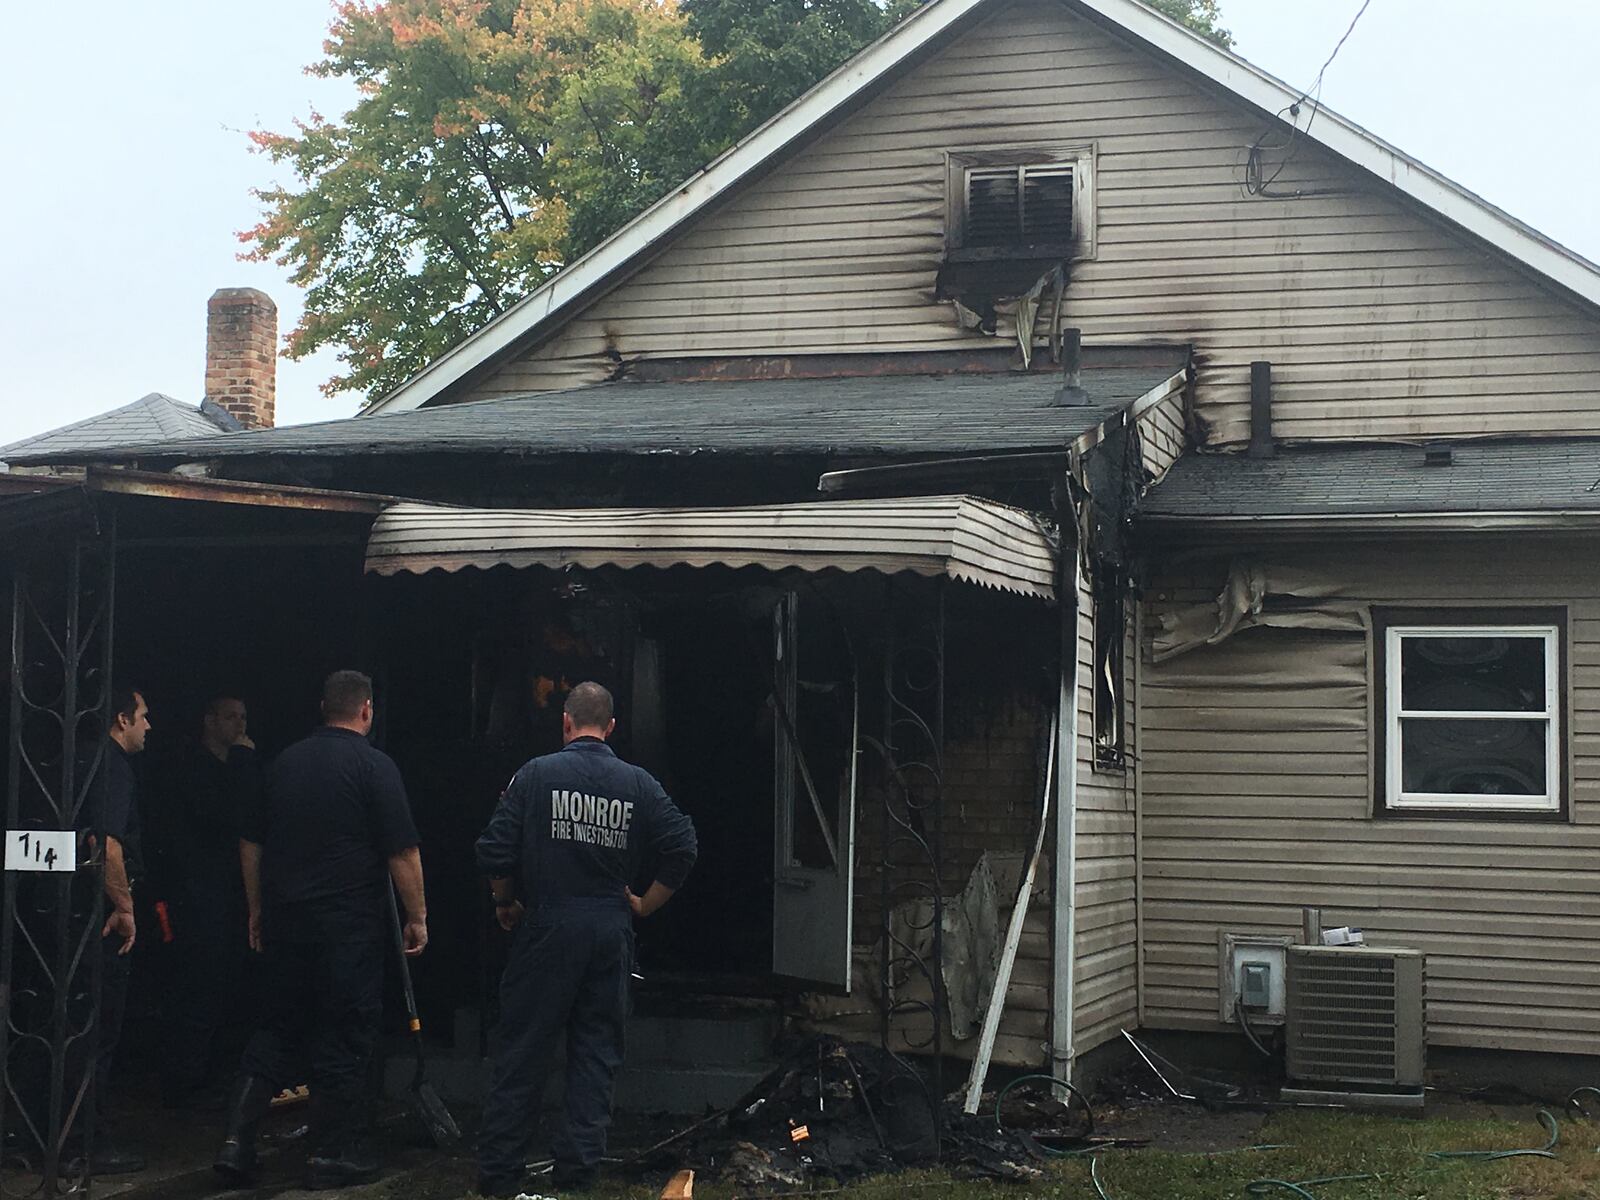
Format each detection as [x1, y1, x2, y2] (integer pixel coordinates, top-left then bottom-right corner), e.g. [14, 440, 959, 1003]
[965, 164, 1075, 249]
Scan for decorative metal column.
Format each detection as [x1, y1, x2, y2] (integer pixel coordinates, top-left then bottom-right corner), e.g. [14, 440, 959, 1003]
[0, 520, 114, 1198]
[873, 579, 946, 1147]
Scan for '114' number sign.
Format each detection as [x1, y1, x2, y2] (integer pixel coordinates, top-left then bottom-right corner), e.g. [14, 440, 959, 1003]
[5, 831, 76, 873]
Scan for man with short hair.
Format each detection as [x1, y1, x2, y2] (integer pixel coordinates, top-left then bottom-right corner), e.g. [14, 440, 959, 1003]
[155, 693, 260, 1109]
[475, 681, 697, 1198]
[214, 671, 427, 1191]
[76, 684, 149, 1174]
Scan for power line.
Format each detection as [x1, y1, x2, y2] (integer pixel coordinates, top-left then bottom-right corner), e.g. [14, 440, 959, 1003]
[1245, 0, 1376, 198]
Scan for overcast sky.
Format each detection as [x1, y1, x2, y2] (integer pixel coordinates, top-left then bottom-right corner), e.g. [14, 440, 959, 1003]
[1, 1, 1595, 446]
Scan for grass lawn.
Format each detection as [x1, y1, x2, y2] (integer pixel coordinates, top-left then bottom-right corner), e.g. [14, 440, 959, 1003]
[425, 1109, 1600, 1200]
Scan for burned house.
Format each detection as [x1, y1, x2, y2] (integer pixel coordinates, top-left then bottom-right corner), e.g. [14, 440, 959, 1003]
[6, 0, 1600, 1160]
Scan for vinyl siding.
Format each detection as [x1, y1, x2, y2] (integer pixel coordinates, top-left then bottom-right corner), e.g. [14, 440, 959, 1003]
[1139, 538, 1600, 1055]
[1074, 564, 1137, 1056]
[1070, 390, 1181, 1057]
[1135, 386, 1187, 481]
[459, 0, 1600, 447]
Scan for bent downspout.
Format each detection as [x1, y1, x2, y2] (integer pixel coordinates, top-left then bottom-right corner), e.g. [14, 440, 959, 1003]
[1050, 487, 1082, 1082]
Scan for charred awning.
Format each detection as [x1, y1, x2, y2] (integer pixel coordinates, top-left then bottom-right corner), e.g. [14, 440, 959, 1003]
[364, 495, 1057, 600]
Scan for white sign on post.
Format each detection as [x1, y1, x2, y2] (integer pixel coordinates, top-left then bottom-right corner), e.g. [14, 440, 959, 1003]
[5, 830, 76, 873]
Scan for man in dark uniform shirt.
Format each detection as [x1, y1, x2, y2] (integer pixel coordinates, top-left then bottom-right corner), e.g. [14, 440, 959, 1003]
[213, 671, 427, 1191]
[158, 693, 260, 1108]
[475, 681, 697, 1198]
[74, 684, 148, 1175]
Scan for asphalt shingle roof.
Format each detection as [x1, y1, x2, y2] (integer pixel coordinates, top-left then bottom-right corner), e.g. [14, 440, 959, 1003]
[1141, 440, 1600, 519]
[0, 394, 236, 459]
[8, 367, 1181, 465]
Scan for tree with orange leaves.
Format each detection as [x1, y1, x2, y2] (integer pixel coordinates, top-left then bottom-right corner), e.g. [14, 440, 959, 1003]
[245, 0, 1227, 403]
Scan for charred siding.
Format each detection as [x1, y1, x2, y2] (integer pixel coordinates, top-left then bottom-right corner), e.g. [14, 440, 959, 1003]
[460, 0, 1600, 446]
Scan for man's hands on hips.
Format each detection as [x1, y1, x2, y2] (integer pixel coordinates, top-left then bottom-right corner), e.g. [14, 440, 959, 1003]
[627, 882, 676, 919]
[495, 901, 525, 932]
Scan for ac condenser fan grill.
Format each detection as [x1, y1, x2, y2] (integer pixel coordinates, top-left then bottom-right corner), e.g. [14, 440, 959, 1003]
[1286, 947, 1424, 1091]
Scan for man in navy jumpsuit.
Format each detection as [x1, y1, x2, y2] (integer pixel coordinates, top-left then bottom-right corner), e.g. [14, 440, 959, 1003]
[475, 681, 697, 1197]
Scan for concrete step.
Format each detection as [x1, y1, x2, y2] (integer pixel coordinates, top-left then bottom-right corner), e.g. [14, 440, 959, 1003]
[613, 1063, 775, 1115]
[626, 1011, 780, 1068]
[389, 1006, 783, 1114]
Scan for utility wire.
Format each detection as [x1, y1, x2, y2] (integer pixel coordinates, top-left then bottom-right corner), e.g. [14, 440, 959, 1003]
[1245, 0, 1376, 198]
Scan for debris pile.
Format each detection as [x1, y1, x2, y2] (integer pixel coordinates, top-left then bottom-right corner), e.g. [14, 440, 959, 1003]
[623, 1036, 1094, 1189]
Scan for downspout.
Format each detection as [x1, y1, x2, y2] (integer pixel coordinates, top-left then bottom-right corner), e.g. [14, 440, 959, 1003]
[1050, 481, 1081, 1082]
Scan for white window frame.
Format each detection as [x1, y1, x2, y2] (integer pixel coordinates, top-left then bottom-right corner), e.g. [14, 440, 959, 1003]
[944, 144, 1097, 259]
[1383, 623, 1560, 813]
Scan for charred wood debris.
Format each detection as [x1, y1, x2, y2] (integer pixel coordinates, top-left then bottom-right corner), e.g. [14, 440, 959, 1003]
[615, 1035, 1122, 1189]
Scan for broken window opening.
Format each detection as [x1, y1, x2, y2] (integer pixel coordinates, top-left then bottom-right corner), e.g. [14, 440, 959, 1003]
[1092, 567, 1127, 771]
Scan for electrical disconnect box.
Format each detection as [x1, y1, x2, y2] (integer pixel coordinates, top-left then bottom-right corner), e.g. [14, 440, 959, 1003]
[1240, 962, 1272, 1009]
[1219, 933, 1290, 1024]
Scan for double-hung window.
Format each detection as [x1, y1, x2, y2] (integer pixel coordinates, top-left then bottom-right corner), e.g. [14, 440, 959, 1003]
[1375, 609, 1564, 817]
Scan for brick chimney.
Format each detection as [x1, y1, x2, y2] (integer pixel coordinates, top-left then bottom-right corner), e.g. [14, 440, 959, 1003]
[205, 288, 277, 429]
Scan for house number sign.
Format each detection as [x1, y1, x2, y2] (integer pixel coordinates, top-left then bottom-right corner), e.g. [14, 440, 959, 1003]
[5, 830, 76, 873]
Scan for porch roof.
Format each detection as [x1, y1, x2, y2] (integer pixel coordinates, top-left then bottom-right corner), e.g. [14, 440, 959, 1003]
[1140, 438, 1600, 530]
[6, 361, 1181, 466]
[364, 494, 1057, 600]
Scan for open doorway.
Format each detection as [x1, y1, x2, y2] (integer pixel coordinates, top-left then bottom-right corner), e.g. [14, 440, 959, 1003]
[630, 594, 777, 984]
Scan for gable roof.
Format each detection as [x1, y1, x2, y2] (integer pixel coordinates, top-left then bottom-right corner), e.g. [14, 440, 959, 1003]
[365, 0, 1600, 417]
[0, 393, 238, 460]
[8, 361, 1182, 466]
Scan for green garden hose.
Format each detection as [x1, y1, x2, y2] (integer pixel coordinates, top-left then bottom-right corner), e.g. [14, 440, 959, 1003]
[1427, 1108, 1559, 1161]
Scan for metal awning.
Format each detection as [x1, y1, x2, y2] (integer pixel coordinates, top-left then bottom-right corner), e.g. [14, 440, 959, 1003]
[364, 495, 1057, 600]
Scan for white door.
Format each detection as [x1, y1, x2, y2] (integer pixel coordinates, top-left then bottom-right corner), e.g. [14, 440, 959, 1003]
[771, 592, 857, 990]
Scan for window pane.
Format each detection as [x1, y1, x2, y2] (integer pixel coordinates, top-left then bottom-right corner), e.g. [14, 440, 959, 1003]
[1399, 634, 1547, 712]
[1400, 717, 1547, 796]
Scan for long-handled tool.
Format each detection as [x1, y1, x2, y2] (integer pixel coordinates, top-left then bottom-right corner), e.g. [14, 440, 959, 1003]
[386, 885, 462, 1149]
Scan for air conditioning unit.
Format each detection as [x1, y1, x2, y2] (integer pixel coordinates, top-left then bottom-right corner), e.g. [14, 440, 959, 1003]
[1283, 945, 1425, 1107]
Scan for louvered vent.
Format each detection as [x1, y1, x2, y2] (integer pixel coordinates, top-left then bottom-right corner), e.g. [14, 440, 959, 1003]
[1285, 946, 1425, 1090]
[964, 163, 1074, 249]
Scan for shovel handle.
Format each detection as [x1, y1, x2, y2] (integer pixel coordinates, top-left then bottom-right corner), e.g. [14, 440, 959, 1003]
[385, 883, 422, 1030]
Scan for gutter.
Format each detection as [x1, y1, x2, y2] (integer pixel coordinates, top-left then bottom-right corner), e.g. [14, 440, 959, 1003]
[1140, 510, 1600, 536]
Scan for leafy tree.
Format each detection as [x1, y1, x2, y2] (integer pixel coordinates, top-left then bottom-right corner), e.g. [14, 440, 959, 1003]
[1146, 0, 1232, 47]
[245, 0, 718, 399]
[247, 0, 1230, 401]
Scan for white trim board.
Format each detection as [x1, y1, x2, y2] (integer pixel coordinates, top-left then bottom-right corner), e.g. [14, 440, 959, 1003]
[365, 0, 1600, 416]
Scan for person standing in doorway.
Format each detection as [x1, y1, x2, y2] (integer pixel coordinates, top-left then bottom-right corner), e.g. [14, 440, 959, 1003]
[74, 684, 149, 1175]
[474, 681, 697, 1198]
[213, 671, 427, 1191]
[156, 693, 261, 1109]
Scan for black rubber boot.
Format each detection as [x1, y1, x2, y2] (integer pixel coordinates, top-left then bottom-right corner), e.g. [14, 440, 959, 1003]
[212, 1075, 274, 1185]
[304, 1142, 380, 1191]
